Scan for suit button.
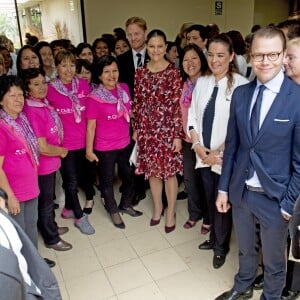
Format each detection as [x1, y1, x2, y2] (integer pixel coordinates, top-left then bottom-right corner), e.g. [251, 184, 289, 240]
[245, 169, 248, 173]
[250, 148, 255, 152]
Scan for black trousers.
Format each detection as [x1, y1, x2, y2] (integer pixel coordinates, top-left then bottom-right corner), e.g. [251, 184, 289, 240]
[199, 167, 232, 256]
[182, 140, 208, 223]
[60, 148, 93, 219]
[95, 144, 134, 214]
[37, 172, 60, 245]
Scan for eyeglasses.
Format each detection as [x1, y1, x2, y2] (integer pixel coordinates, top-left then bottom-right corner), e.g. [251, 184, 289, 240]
[251, 51, 283, 62]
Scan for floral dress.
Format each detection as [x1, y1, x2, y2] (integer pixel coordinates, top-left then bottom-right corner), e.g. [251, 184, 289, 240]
[133, 64, 184, 180]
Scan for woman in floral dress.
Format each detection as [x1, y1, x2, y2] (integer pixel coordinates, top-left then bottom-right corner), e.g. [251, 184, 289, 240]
[133, 29, 184, 233]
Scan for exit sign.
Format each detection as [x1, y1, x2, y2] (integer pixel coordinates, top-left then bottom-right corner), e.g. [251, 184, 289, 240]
[215, 1, 223, 15]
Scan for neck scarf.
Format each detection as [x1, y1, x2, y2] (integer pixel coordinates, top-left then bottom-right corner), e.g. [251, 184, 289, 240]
[50, 77, 82, 123]
[0, 110, 39, 167]
[26, 96, 64, 143]
[181, 78, 197, 107]
[89, 83, 130, 122]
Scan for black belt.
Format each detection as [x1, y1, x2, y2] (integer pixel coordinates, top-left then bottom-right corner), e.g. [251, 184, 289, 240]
[246, 185, 265, 193]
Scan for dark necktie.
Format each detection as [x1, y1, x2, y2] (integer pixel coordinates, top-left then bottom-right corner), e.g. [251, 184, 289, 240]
[250, 85, 266, 140]
[248, 84, 266, 179]
[202, 85, 219, 148]
[136, 53, 142, 68]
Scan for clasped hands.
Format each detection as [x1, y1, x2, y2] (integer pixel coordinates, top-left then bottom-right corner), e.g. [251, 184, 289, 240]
[194, 145, 222, 166]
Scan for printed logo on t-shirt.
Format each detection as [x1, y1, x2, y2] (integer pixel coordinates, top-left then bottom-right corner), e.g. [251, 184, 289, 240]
[50, 125, 58, 134]
[15, 148, 26, 155]
[107, 114, 119, 120]
[56, 106, 86, 115]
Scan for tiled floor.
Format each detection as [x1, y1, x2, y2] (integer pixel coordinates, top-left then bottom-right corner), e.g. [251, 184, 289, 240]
[38, 176, 263, 300]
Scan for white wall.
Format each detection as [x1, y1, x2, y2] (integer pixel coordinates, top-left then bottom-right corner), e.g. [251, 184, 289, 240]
[40, 0, 83, 44]
[84, 0, 256, 43]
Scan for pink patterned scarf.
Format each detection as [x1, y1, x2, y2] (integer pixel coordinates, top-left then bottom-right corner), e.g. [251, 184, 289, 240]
[181, 79, 196, 107]
[89, 84, 130, 122]
[0, 110, 39, 168]
[50, 77, 82, 123]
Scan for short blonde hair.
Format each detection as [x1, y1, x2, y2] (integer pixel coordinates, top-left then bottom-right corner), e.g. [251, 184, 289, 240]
[125, 17, 147, 31]
[287, 37, 300, 49]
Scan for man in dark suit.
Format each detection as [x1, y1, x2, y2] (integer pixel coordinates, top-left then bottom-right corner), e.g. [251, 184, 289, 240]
[215, 26, 300, 300]
[118, 16, 149, 97]
[117, 16, 149, 205]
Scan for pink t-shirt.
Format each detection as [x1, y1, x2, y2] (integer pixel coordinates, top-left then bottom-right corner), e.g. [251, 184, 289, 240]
[0, 120, 39, 202]
[47, 78, 90, 150]
[86, 83, 131, 151]
[23, 101, 61, 175]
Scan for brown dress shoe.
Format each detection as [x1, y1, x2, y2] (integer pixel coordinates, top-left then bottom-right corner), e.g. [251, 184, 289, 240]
[58, 226, 69, 235]
[46, 239, 72, 251]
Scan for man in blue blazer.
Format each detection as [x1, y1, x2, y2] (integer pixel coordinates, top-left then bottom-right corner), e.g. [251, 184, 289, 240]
[215, 26, 300, 300]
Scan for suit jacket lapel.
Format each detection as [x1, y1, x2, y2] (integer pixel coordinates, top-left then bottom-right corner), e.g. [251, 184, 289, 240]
[254, 77, 291, 143]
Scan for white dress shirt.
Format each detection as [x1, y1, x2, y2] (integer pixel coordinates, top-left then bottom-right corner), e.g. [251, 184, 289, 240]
[132, 47, 147, 70]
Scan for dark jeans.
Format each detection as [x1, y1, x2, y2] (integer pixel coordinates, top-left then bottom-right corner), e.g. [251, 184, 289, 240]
[95, 144, 134, 214]
[199, 167, 232, 256]
[60, 148, 92, 219]
[37, 172, 60, 245]
[183, 140, 208, 223]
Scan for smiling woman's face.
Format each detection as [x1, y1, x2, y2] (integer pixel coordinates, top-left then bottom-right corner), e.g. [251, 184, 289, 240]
[1, 85, 24, 119]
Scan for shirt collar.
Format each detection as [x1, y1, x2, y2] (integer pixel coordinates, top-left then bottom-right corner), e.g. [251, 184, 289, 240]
[256, 69, 284, 94]
[132, 46, 146, 58]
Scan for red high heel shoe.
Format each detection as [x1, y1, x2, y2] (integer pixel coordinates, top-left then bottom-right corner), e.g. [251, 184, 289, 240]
[165, 214, 176, 233]
[165, 224, 176, 233]
[150, 206, 166, 226]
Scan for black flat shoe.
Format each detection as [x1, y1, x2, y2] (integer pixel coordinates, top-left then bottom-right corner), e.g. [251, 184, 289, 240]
[198, 240, 213, 250]
[252, 273, 264, 290]
[215, 287, 253, 300]
[110, 212, 125, 229]
[44, 258, 56, 268]
[119, 206, 143, 217]
[213, 255, 226, 269]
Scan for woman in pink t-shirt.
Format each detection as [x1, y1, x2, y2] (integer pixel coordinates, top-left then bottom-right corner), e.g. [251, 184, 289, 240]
[179, 44, 210, 233]
[86, 55, 142, 229]
[23, 68, 72, 251]
[0, 75, 39, 247]
[47, 51, 95, 235]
